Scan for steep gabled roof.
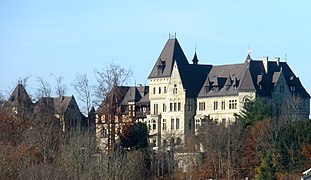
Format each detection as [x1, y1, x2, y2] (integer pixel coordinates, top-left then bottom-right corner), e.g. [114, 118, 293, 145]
[148, 38, 189, 79]
[53, 96, 73, 114]
[121, 87, 142, 105]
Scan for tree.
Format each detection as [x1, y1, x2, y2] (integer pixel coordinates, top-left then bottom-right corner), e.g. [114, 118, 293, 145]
[235, 99, 272, 128]
[94, 61, 132, 104]
[51, 74, 66, 97]
[94, 61, 132, 151]
[35, 77, 52, 99]
[256, 152, 277, 180]
[120, 122, 148, 150]
[72, 73, 92, 115]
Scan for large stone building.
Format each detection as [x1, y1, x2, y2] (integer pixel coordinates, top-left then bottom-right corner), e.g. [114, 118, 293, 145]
[96, 36, 310, 151]
[3, 83, 88, 133]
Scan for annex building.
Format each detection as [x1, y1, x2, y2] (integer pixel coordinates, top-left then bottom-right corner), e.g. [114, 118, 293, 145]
[96, 36, 310, 151]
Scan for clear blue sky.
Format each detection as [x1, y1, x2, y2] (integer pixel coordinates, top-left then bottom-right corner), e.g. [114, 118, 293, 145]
[1, 1, 310, 103]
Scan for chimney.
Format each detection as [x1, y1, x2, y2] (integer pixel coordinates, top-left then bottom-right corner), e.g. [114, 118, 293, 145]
[275, 57, 280, 66]
[262, 56, 269, 73]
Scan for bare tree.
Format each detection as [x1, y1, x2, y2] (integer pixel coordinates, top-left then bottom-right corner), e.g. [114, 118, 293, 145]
[94, 61, 132, 104]
[72, 73, 92, 115]
[50, 74, 66, 97]
[35, 77, 52, 99]
[94, 61, 132, 151]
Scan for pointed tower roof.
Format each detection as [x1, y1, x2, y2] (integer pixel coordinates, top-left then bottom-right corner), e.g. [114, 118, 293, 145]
[148, 38, 189, 78]
[239, 68, 256, 91]
[245, 53, 252, 63]
[8, 84, 32, 106]
[192, 52, 199, 65]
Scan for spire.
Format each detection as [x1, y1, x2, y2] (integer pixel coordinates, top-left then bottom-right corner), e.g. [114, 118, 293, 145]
[192, 52, 199, 65]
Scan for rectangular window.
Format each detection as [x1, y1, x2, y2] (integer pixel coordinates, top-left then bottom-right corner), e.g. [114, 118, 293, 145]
[221, 101, 225, 110]
[187, 102, 193, 111]
[213, 101, 218, 110]
[171, 118, 174, 130]
[199, 102, 205, 111]
[174, 102, 177, 111]
[162, 119, 166, 131]
[154, 103, 158, 115]
[178, 102, 181, 111]
[164, 87, 167, 93]
[176, 118, 180, 129]
[163, 104, 167, 112]
[170, 103, 173, 111]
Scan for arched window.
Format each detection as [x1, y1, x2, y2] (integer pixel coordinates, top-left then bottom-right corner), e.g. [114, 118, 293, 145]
[153, 87, 156, 94]
[159, 87, 161, 94]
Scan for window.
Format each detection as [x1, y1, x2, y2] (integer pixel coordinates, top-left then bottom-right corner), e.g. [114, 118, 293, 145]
[153, 87, 156, 94]
[171, 118, 174, 130]
[152, 119, 157, 130]
[187, 102, 193, 111]
[222, 118, 226, 124]
[162, 119, 166, 131]
[159, 87, 161, 94]
[221, 101, 225, 110]
[176, 118, 180, 129]
[71, 104, 75, 109]
[213, 101, 218, 110]
[170, 103, 173, 111]
[178, 102, 181, 111]
[174, 103, 177, 111]
[189, 119, 192, 130]
[152, 137, 157, 147]
[199, 102, 205, 111]
[173, 84, 178, 94]
[195, 119, 200, 130]
[153, 103, 158, 115]
[290, 85, 296, 92]
[164, 87, 167, 93]
[229, 100, 237, 109]
[163, 103, 166, 112]
[280, 85, 284, 92]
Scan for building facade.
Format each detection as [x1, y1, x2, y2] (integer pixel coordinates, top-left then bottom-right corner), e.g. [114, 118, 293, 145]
[146, 36, 310, 150]
[95, 36, 310, 151]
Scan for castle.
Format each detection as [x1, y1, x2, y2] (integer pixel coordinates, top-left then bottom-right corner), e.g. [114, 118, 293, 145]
[96, 36, 310, 151]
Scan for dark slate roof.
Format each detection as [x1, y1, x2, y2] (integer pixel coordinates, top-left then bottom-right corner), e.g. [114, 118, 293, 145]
[198, 55, 310, 98]
[199, 63, 247, 97]
[137, 92, 150, 105]
[96, 86, 130, 114]
[7, 84, 33, 106]
[148, 38, 189, 79]
[121, 87, 142, 105]
[33, 97, 55, 115]
[96, 85, 150, 114]
[53, 96, 73, 114]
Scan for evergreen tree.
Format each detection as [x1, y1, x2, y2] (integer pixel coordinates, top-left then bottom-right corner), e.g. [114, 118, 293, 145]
[256, 152, 277, 180]
[235, 99, 272, 128]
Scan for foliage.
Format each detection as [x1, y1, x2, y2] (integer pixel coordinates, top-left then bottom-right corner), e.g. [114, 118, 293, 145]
[256, 152, 277, 180]
[235, 99, 272, 128]
[276, 119, 311, 173]
[120, 122, 149, 150]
